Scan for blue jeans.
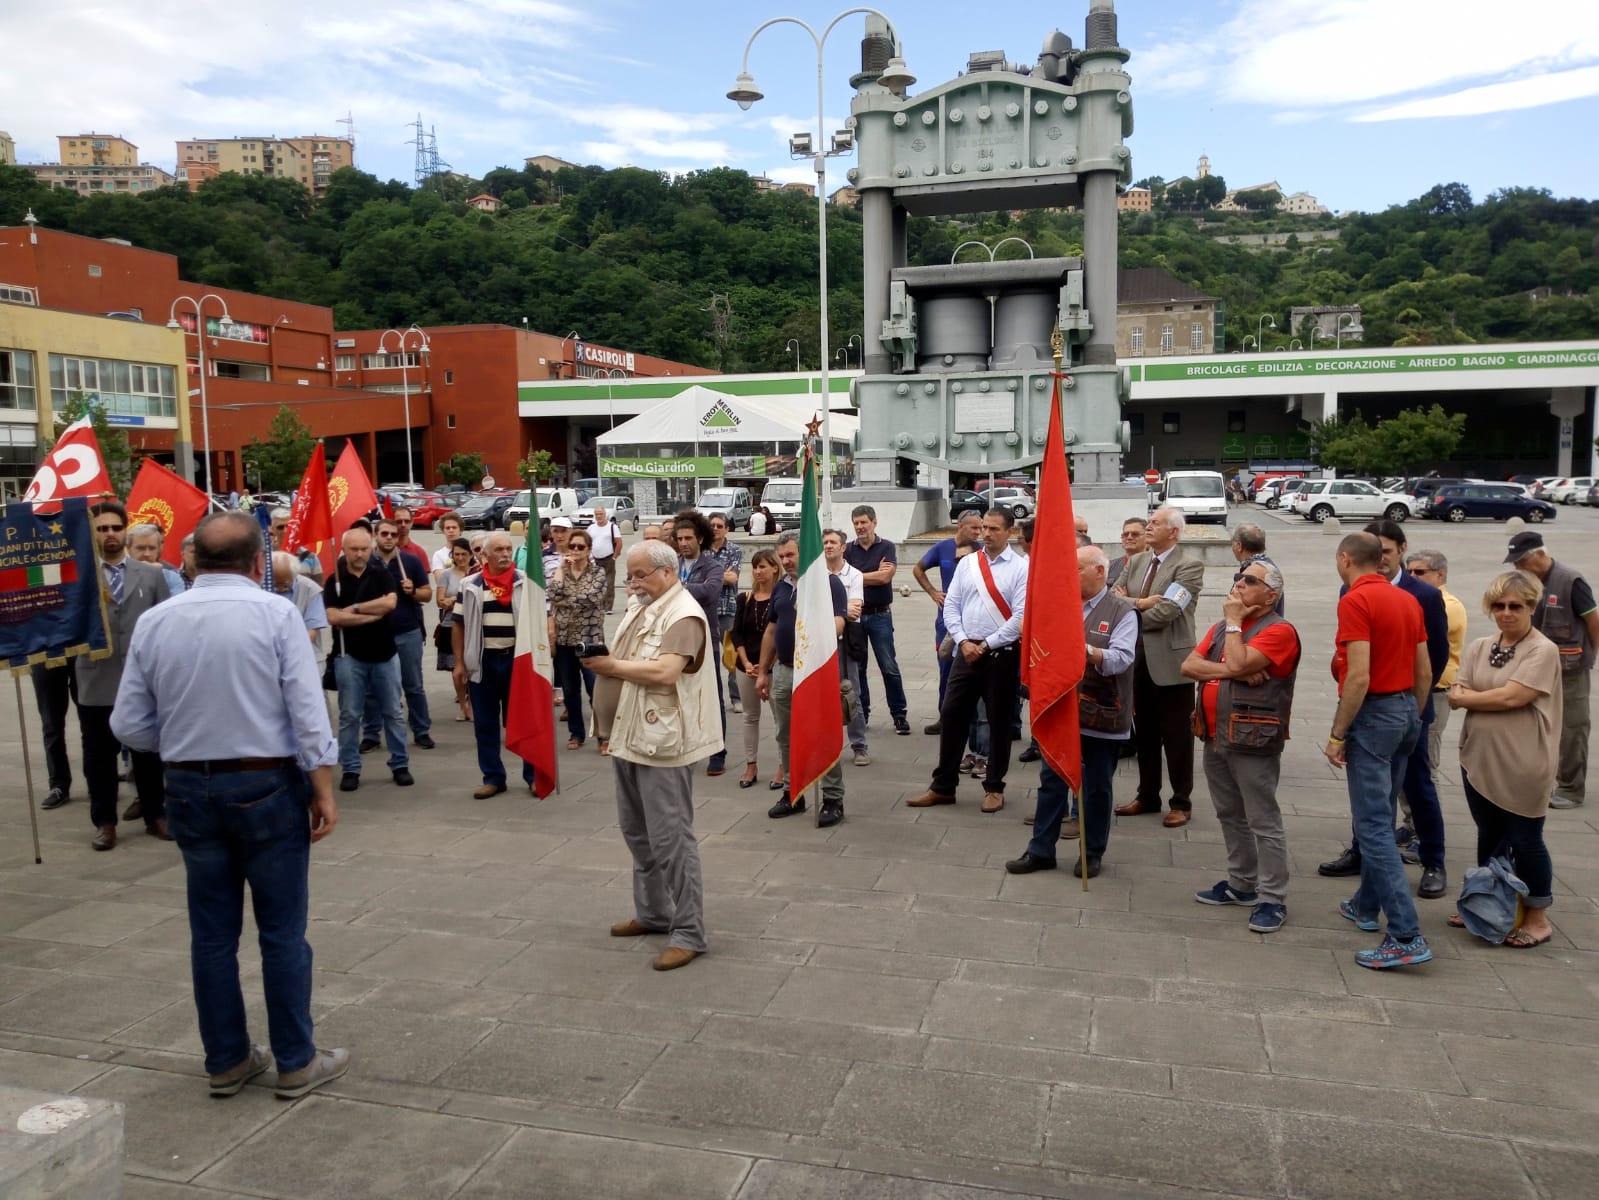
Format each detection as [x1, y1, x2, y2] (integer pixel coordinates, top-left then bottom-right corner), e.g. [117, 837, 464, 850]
[363, 627, 429, 740]
[1028, 736, 1120, 860]
[336, 655, 407, 773]
[470, 649, 534, 787]
[163, 766, 315, 1076]
[857, 610, 908, 722]
[1345, 694, 1423, 939]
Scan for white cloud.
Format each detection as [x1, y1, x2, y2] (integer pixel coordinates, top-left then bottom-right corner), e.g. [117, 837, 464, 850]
[1356, 64, 1599, 121]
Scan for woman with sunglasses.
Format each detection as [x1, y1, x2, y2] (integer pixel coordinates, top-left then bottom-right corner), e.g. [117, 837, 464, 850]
[547, 530, 606, 750]
[729, 549, 781, 788]
[1447, 570, 1561, 948]
[436, 538, 476, 722]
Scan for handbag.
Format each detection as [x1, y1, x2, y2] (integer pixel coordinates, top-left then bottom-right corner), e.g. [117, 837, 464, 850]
[322, 653, 339, 692]
[839, 677, 859, 724]
[434, 620, 453, 652]
[722, 629, 738, 672]
[844, 619, 868, 662]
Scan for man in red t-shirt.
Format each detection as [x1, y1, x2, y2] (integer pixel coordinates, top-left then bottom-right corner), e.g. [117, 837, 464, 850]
[1181, 561, 1300, 933]
[1325, 532, 1433, 970]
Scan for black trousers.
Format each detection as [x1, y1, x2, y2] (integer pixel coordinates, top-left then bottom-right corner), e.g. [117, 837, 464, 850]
[1133, 650, 1195, 811]
[932, 644, 1020, 795]
[77, 704, 165, 828]
[31, 664, 73, 795]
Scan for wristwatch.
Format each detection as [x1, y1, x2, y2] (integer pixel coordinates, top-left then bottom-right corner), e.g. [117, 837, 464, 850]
[1224, 624, 1242, 634]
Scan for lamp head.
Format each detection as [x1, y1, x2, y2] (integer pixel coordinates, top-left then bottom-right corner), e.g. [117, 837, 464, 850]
[727, 72, 763, 110]
[166, 317, 181, 330]
[218, 313, 235, 330]
[830, 128, 855, 154]
[788, 131, 813, 156]
[877, 56, 916, 92]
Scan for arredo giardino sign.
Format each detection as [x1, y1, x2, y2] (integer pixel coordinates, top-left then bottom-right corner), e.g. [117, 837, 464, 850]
[603, 457, 725, 477]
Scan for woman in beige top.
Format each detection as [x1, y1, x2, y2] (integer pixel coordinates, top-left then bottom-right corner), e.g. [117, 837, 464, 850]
[1447, 570, 1562, 948]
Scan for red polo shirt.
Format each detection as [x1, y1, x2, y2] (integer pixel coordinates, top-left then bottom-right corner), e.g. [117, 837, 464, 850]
[1333, 573, 1425, 695]
[1196, 616, 1301, 730]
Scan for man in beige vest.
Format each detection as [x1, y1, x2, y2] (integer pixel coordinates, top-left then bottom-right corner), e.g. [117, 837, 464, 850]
[587, 539, 722, 970]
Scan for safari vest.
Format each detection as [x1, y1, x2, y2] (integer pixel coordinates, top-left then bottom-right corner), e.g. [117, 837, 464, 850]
[1193, 613, 1299, 756]
[609, 583, 724, 768]
[1080, 590, 1136, 735]
[1537, 560, 1595, 674]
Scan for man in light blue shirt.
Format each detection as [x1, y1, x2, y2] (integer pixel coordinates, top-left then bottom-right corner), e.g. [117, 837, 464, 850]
[112, 511, 350, 1102]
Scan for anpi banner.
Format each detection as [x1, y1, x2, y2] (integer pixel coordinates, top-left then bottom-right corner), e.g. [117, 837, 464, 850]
[0, 498, 111, 674]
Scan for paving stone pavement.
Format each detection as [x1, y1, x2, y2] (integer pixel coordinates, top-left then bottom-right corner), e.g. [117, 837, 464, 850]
[2, 518, 1597, 1199]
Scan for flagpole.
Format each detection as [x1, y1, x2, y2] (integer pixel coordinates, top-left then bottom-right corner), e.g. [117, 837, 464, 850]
[1050, 327, 1089, 896]
[13, 674, 43, 864]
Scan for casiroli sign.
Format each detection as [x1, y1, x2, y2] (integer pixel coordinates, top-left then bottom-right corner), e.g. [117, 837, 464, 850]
[0, 498, 111, 674]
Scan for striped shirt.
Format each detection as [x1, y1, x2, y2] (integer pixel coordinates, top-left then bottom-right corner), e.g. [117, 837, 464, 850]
[482, 594, 516, 651]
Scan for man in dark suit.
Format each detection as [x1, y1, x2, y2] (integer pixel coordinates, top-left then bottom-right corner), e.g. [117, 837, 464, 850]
[75, 500, 172, 850]
[1113, 506, 1206, 827]
[676, 509, 730, 777]
[1319, 518, 1451, 896]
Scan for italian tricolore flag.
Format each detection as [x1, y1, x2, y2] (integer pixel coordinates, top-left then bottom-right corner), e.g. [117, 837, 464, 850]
[505, 492, 559, 797]
[787, 448, 844, 797]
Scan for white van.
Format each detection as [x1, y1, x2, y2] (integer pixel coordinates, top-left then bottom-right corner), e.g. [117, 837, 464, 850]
[1156, 470, 1228, 525]
[759, 478, 804, 526]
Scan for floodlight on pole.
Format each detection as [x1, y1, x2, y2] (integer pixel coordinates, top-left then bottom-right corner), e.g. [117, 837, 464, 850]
[166, 293, 235, 494]
[378, 324, 430, 486]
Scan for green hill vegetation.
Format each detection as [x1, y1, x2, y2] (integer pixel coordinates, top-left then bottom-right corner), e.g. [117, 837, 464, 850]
[3, 163, 1595, 366]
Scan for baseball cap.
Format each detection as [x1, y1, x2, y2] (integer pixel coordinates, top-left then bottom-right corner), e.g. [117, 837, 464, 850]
[550, 516, 574, 529]
[1503, 531, 1544, 563]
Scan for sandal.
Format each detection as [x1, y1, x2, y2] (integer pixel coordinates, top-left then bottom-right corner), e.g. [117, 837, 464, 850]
[567, 737, 583, 750]
[597, 740, 610, 757]
[1503, 927, 1552, 949]
[1447, 914, 1466, 928]
[739, 766, 759, 789]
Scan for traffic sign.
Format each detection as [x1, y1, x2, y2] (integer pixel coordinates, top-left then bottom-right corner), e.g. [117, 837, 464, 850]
[1143, 469, 1161, 485]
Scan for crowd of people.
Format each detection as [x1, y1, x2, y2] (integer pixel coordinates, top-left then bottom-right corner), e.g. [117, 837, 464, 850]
[25, 492, 1593, 1098]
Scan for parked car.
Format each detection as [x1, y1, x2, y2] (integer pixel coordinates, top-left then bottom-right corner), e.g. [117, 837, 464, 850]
[696, 486, 755, 530]
[504, 486, 584, 529]
[1408, 477, 1471, 504]
[1289, 479, 1415, 524]
[1424, 483, 1556, 524]
[1586, 483, 1599, 508]
[759, 479, 804, 526]
[1156, 470, 1228, 525]
[1544, 476, 1594, 504]
[410, 494, 467, 528]
[574, 496, 638, 532]
[457, 491, 517, 530]
[1528, 475, 1565, 499]
[949, 488, 988, 522]
[978, 486, 1035, 519]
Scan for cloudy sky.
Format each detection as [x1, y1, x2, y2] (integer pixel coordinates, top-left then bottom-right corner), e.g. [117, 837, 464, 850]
[3, 0, 1597, 213]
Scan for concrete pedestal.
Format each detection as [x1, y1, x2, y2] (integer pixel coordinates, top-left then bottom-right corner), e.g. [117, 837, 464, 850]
[0, 1087, 124, 1200]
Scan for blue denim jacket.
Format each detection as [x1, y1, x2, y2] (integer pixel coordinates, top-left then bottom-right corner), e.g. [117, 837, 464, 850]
[1456, 856, 1528, 944]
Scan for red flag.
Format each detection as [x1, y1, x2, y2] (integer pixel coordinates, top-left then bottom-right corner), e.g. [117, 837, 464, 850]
[23, 417, 114, 508]
[320, 443, 379, 572]
[126, 460, 210, 565]
[505, 488, 559, 797]
[1020, 372, 1087, 792]
[284, 443, 332, 558]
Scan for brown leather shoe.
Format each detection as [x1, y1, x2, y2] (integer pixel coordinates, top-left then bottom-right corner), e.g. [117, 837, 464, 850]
[1059, 818, 1081, 840]
[906, 790, 956, 808]
[122, 799, 144, 822]
[610, 918, 665, 937]
[472, 783, 507, 799]
[980, 791, 1005, 814]
[1162, 809, 1192, 828]
[145, 817, 175, 842]
[652, 946, 701, 971]
[91, 825, 116, 851]
[1114, 798, 1161, 816]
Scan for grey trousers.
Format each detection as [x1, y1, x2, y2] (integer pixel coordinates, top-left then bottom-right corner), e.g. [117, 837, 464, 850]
[613, 758, 707, 952]
[733, 669, 766, 765]
[1556, 668, 1591, 802]
[771, 663, 844, 805]
[841, 648, 868, 752]
[1427, 691, 1453, 775]
[1202, 742, 1289, 905]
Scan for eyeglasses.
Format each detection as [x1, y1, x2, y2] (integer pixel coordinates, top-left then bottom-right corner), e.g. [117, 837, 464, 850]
[94, 524, 124, 533]
[377, 530, 397, 537]
[1232, 572, 1267, 586]
[1490, 601, 1526, 612]
[1408, 567, 1433, 576]
[626, 566, 668, 581]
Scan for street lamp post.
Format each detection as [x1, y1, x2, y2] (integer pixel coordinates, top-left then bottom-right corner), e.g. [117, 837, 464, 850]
[731, 6, 912, 522]
[1255, 313, 1276, 352]
[1242, 335, 1257, 352]
[560, 331, 582, 378]
[846, 333, 862, 366]
[166, 293, 235, 495]
[1309, 329, 1331, 351]
[378, 324, 430, 486]
[1336, 312, 1363, 349]
[784, 338, 801, 371]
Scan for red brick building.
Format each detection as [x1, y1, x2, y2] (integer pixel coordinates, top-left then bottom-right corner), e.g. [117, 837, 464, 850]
[0, 226, 709, 490]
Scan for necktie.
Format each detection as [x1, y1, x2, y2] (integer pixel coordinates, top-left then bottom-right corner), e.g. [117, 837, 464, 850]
[1139, 556, 1159, 599]
[106, 563, 124, 605]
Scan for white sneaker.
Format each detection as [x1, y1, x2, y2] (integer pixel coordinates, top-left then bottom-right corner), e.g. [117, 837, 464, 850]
[731, 698, 744, 714]
[853, 750, 871, 767]
[274, 1047, 351, 1100]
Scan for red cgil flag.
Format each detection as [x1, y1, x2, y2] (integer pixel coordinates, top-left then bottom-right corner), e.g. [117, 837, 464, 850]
[1019, 370, 1088, 792]
[126, 460, 210, 565]
[320, 443, 379, 572]
[284, 443, 332, 561]
[23, 417, 114, 509]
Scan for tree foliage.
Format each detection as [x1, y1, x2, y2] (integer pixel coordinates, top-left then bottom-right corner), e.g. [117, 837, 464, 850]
[241, 406, 317, 492]
[3, 163, 1596, 369]
[1308, 405, 1467, 474]
[517, 447, 557, 484]
[437, 451, 486, 486]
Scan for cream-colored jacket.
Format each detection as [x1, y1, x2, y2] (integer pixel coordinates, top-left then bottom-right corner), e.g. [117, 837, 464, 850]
[609, 583, 724, 768]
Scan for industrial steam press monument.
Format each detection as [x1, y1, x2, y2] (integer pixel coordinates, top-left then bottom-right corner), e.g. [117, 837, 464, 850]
[839, 0, 1143, 537]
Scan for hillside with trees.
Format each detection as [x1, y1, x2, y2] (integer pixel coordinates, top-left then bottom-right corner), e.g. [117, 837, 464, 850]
[2, 163, 1595, 366]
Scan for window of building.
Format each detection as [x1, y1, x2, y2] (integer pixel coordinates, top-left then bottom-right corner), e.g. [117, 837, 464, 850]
[48, 354, 176, 418]
[361, 351, 421, 370]
[0, 283, 38, 306]
[446, 414, 456, 429]
[1227, 410, 1246, 433]
[1130, 327, 1144, 357]
[1127, 412, 1144, 437]
[1191, 322, 1204, 351]
[87, 264, 102, 277]
[334, 354, 355, 371]
[1160, 324, 1174, 354]
[0, 349, 38, 410]
[210, 360, 270, 382]
[1161, 411, 1181, 435]
[444, 369, 454, 385]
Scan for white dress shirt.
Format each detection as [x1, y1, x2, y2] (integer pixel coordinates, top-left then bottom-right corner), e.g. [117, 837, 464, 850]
[942, 544, 1029, 649]
[829, 559, 864, 607]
